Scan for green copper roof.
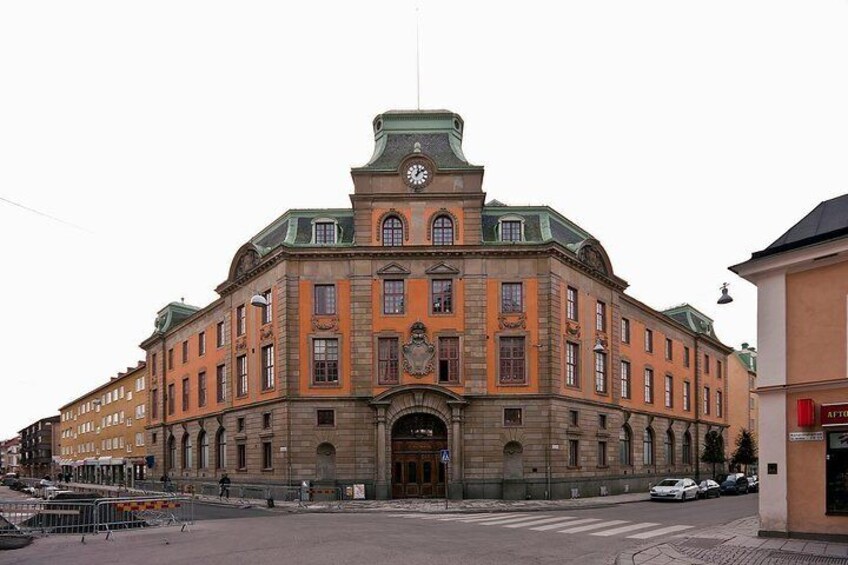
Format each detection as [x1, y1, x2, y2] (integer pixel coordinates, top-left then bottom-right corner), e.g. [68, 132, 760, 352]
[734, 345, 757, 372]
[662, 304, 720, 341]
[250, 209, 355, 252]
[153, 302, 201, 334]
[353, 110, 481, 172]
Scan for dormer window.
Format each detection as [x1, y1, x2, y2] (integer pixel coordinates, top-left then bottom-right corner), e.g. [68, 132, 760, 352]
[498, 216, 524, 242]
[432, 215, 454, 246]
[382, 216, 404, 247]
[313, 219, 337, 245]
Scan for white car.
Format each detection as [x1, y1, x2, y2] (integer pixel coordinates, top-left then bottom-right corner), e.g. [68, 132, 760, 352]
[650, 478, 699, 502]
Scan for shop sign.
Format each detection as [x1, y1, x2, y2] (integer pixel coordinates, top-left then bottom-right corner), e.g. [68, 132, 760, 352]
[821, 403, 848, 427]
[789, 432, 824, 441]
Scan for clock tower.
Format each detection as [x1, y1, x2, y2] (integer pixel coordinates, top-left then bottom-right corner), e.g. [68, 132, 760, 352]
[350, 109, 485, 246]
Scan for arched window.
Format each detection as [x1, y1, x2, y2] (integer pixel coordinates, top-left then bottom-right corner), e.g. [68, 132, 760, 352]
[432, 215, 454, 246]
[682, 431, 692, 465]
[643, 428, 655, 466]
[198, 430, 209, 469]
[382, 216, 404, 247]
[619, 426, 632, 466]
[216, 429, 227, 470]
[182, 433, 193, 470]
[168, 435, 176, 471]
[665, 429, 675, 466]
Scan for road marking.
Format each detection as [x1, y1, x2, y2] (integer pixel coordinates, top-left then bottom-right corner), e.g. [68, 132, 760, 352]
[557, 520, 628, 534]
[530, 518, 601, 531]
[479, 515, 552, 526]
[627, 525, 694, 539]
[436, 513, 521, 522]
[591, 522, 660, 537]
[504, 516, 577, 529]
[452, 513, 524, 523]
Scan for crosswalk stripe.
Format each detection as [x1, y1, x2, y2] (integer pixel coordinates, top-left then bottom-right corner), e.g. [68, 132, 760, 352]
[479, 515, 552, 526]
[530, 518, 601, 531]
[591, 522, 660, 537]
[557, 520, 629, 534]
[452, 513, 524, 523]
[504, 516, 577, 529]
[627, 525, 694, 539]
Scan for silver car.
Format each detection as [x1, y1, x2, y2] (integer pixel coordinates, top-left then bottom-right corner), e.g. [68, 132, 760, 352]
[650, 478, 699, 501]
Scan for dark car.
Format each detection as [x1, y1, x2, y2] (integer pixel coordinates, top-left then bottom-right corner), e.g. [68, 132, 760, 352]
[719, 473, 749, 495]
[698, 479, 721, 499]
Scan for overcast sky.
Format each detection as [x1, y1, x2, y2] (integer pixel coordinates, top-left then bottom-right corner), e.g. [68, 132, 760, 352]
[2, 1, 847, 440]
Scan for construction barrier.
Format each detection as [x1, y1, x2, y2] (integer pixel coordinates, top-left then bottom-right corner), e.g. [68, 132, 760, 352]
[95, 496, 192, 538]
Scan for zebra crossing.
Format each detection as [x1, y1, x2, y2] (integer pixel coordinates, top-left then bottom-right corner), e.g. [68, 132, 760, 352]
[387, 512, 693, 540]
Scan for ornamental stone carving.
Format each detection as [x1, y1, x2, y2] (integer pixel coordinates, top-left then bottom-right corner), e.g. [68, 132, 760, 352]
[311, 316, 340, 332]
[498, 313, 527, 330]
[235, 249, 259, 278]
[402, 321, 436, 377]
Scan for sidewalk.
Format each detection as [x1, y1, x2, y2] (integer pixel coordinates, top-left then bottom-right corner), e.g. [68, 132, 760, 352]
[618, 516, 848, 565]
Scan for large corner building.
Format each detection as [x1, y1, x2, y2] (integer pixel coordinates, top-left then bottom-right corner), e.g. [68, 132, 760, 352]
[143, 110, 731, 499]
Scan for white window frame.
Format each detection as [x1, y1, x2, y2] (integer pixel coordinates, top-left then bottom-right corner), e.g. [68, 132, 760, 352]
[312, 217, 338, 245]
[497, 215, 525, 243]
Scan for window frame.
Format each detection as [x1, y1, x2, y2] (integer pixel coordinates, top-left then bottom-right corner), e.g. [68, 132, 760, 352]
[437, 334, 461, 384]
[621, 317, 630, 344]
[216, 321, 225, 348]
[432, 215, 455, 246]
[313, 219, 337, 245]
[664, 374, 673, 408]
[665, 338, 673, 361]
[501, 282, 524, 314]
[645, 329, 653, 353]
[683, 380, 691, 411]
[261, 344, 275, 391]
[595, 301, 606, 332]
[497, 334, 528, 385]
[499, 218, 524, 242]
[431, 279, 454, 315]
[566, 286, 578, 321]
[503, 408, 523, 427]
[381, 216, 404, 247]
[568, 439, 580, 468]
[198, 371, 207, 407]
[594, 350, 608, 394]
[376, 335, 400, 385]
[620, 360, 631, 399]
[216, 365, 226, 404]
[382, 279, 405, 315]
[565, 341, 580, 388]
[317, 409, 335, 427]
[260, 289, 273, 325]
[198, 332, 206, 356]
[314, 284, 337, 316]
[312, 337, 341, 386]
[644, 368, 654, 404]
[236, 355, 248, 398]
[236, 305, 246, 337]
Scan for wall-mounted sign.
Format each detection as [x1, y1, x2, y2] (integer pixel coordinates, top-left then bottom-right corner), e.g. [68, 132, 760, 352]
[789, 432, 824, 442]
[821, 403, 848, 427]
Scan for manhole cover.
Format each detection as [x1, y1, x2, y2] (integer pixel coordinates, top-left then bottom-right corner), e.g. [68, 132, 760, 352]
[683, 538, 726, 549]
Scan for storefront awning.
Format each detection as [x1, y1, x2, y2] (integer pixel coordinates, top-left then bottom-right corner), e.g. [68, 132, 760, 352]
[97, 456, 112, 465]
[110, 458, 125, 466]
[84, 458, 98, 466]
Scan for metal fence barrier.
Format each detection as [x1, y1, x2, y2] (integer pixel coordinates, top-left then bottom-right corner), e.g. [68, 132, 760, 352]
[95, 497, 193, 539]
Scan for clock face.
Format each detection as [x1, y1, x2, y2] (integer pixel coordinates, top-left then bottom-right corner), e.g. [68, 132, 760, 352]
[404, 161, 431, 189]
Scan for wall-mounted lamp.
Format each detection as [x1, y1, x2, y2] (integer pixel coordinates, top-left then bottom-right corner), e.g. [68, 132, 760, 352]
[717, 283, 733, 305]
[250, 293, 269, 308]
[593, 338, 606, 353]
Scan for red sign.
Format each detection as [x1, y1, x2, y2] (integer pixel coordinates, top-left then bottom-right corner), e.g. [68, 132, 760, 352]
[798, 399, 816, 427]
[821, 403, 848, 427]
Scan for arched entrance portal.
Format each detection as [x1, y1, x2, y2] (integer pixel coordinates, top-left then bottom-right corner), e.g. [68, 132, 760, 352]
[391, 413, 447, 498]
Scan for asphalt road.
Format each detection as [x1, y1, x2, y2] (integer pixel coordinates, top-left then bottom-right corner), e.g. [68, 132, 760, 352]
[3, 493, 758, 565]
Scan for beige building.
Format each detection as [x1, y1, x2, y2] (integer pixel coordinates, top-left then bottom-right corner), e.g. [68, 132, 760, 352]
[732, 194, 848, 540]
[57, 361, 149, 485]
[727, 344, 758, 470]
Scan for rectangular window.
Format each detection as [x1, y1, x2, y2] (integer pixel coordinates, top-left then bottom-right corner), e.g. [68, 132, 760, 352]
[216, 365, 226, 403]
[198, 371, 207, 407]
[314, 284, 337, 316]
[684, 346, 690, 367]
[152, 389, 159, 419]
[237, 417, 245, 433]
[438, 336, 460, 383]
[665, 338, 673, 361]
[645, 329, 653, 353]
[377, 337, 399, 385]
[498, 336, 526, 384]
[182, 377, 189, 411]
[431, 279, 453, 314]
[599, 414, 608, 429]
[644, 368, 654, 403]
[598, 441, 608, 467]
[262, 442, 273, 469]
[317, 409, 335, 427]
[683, 381, 691, 411]
[621, 318, 630, 344]
[504, 408, 523, 426]
[704, 386, 711, 415]
[135, 404, 146, 419]
[717, 390, 723, 417]
[620, 360, 631, 399]
[570, 410, 579, 426]
[261, 345, 275, 390]
[568, 439, 579, 467]
[236, 355, 248, 397]
[566, 286, 578, 321]
[262, 412, 271, 429]
[216, 321, 225, 347]
[565, 342, 580, 387]
[594, 351, 607, 393]
[705, 354, 711, 374]
[665, 375, 673, 408]
[237, 444, 246, 470]
[595, 301, 606, 332]
[198, 332, 206, 356]
[501, 282, 523, 313]
[152, 353, 157, 376]
[501, 220, 522, 242]
[315, 221, 336, 244]
[717, 360, 723, 379]
[383, 280, 405, 314]
[313, 338, 340, 384]
[135, 432, 145, 447]
[261, 289, 272, 325]
[167, 384, 175, 415]
[236, 305, 246, 337]
[181, 340, 188, 363]
[167, 348, 174, 370]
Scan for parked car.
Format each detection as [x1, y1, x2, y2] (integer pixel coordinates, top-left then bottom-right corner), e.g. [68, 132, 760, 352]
[8, 479, 24, 491]
[650, 478, 699, 502]
[746, 475, 759, 493]
[697, 479, 721, 499]
[719, 473, 749, 495]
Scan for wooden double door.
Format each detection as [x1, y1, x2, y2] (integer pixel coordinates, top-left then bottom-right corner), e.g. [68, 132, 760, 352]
[391, 413, 448, 499]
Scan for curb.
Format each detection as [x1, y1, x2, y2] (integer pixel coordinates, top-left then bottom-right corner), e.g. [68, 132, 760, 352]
[617, 543, 706, 565]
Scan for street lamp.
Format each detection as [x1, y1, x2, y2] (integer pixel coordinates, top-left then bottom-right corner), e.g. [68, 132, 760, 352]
[717, 283, 733, 305]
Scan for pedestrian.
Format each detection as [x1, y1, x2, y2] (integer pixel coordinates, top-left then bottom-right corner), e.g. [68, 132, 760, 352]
[161, 473, 173, 493]
[218, 472, 231, 500]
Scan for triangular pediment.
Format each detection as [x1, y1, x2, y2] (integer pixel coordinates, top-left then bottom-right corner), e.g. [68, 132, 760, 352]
[425, 262, 460, 275]
[376, 262, 411, 276]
